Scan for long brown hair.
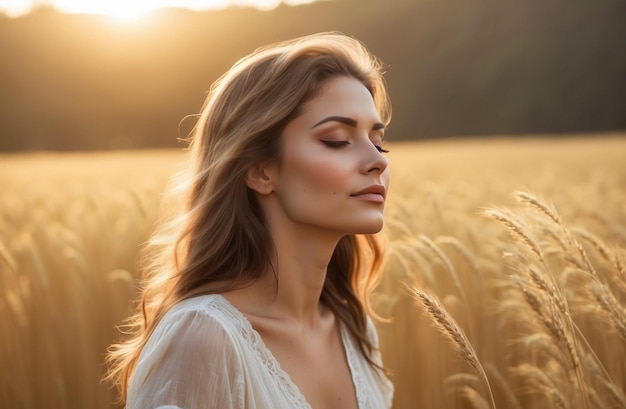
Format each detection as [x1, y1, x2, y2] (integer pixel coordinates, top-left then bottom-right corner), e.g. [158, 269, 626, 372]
[105, 32, 391, 401]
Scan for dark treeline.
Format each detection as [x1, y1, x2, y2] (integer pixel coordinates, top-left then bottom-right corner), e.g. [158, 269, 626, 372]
[0, 0, 625, 151]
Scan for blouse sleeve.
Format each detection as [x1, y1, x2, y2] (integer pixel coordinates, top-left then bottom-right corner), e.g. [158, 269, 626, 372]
[127, 307, 244, 409]
[366, 316, 394, 408]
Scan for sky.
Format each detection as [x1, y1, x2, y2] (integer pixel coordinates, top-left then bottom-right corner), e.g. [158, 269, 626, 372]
[0, 0, 317, 18]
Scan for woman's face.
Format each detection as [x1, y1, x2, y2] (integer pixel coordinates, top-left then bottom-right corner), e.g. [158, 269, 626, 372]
[270, 75, 390, 236]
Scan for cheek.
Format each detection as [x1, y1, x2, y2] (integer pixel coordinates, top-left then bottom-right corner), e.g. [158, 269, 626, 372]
[284, 150, 350, 195]
[308, 162, 347, 193]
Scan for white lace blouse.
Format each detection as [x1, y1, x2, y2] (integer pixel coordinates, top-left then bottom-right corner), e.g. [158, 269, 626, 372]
[127, 294, 393, 409]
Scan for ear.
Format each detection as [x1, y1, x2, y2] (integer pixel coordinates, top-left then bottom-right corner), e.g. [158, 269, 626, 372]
[245, 162, 276, 196]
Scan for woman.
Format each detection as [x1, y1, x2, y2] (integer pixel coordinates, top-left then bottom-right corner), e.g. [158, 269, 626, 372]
[106, 32, 393, 409]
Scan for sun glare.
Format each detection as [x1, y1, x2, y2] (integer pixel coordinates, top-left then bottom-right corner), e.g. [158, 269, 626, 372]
[1, 0, 318, 19]
[49, 0, 168, 20]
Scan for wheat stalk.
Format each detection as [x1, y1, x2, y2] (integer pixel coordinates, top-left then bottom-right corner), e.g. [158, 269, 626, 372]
[572, 227, 613, 263]
[483, 208, 543, 260]
[616, 254, 625, 278]
[581, 351, 626, 408]
[512, 363, 569, 408]
[526, 264, 568, 316]
[520, 333, 569, 372]
[588, 281, 626, 341]
[411, 287, 497, 408]
[542, 386, 568, 409]
[484, 363, 522, 409]
[513, 272, 591, 408]
[515, 191, 562, 225]
[435, 235, 480, 274]
[459, 385, 492, 409]
[419, 235, 469, 306]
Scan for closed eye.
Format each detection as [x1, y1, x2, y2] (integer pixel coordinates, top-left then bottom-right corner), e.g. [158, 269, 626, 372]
[321, 140, 350, 148]
[375, 145, 390, 153]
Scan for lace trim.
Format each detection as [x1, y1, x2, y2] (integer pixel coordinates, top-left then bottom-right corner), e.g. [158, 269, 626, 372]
[199, 295, 377, 409]
[205, 295, 312, 409]
[340, 323, 369, 409]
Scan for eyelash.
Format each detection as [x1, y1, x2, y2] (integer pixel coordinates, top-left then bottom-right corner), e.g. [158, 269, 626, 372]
[321, 140, 389, 153]
[321, 140, 350, 148]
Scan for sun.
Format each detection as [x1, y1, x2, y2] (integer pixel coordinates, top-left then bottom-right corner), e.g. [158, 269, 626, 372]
[97, 5, 152, 21]
[1, 0, 319, 19]
[17, 1, 232, 21]
[49, 0, 163, 21]
[101, 4, 154, 21]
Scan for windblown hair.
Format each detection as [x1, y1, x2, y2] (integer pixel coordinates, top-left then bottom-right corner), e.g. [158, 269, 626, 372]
[105, 32, 391, 401]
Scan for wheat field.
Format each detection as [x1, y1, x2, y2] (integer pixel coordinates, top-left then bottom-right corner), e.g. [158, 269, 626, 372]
[1, 135, 624, 408]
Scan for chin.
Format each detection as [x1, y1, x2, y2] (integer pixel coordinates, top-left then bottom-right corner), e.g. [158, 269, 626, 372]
[352, 219, 385, 235]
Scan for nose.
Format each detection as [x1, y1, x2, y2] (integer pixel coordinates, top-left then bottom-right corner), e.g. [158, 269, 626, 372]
[360, 141, 389, 175]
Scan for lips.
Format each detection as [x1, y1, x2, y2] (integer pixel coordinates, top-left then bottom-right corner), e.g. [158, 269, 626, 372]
[350, 184, 386, 203]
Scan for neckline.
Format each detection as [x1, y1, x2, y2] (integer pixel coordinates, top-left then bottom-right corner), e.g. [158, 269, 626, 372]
[209, 293, 363, 409]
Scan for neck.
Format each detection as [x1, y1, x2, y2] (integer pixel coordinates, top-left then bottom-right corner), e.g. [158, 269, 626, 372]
[227, 224, 342, 327]
[278, 235, 338, 319]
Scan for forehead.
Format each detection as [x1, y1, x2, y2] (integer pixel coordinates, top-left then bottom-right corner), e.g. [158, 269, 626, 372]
[297, 76, 380, 124]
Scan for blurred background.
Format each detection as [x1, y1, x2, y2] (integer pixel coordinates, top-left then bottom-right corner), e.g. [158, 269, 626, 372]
[1, 0, 625, 152]
[2, 2, 625, 408]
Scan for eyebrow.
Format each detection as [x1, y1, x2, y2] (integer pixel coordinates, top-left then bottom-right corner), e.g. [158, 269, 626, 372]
[312, 115, 385, 131]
